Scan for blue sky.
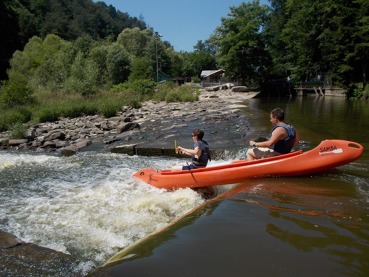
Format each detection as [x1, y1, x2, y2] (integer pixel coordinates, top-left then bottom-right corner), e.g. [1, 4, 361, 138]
[101, 0, 269, 52]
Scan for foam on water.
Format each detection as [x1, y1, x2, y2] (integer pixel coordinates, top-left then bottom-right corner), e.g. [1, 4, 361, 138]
[0, 151, 206, 271]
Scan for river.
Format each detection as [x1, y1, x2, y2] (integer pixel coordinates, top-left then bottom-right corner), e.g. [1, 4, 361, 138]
[1, 95, 369, 276]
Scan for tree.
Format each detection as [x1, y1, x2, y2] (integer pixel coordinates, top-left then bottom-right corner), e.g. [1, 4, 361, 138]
[215, 0, 271, 86]
[1, 0, 147, 81]
[117, 27, 152, 57]
[128, 57, 153, 81]
[0, 0, 23, 80]
[354, 0, 369, 86]
[106, 43, 131, 85]
[182, 52, 217, 78]
[193, 39, 217, 55]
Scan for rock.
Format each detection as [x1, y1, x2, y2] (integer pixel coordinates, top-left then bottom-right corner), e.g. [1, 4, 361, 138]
[116, 122, 140, 134]
[110, 144, 137, 155]
[0, 230, 23, 249]
[26, 127, 37, 139]
[43, 141, 56, 148]
[205, 85, 220, 91]
[60, 139, 92, 156]
[0, 138, 9, 147]
[0, 88, 258, 155]
[231, 86, 249, 92]
[8, 139, 28, 146]
[0, 243, 80, 277]
[47, 131, 65, 141]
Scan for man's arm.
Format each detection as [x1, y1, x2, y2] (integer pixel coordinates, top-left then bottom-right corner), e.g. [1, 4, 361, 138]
[250, 127, 287, 148]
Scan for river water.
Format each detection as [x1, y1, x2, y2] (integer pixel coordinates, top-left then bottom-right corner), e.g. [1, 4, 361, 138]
[1, 95, 368, 276]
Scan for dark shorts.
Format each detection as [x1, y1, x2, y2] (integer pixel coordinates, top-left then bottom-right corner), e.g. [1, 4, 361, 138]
[252, 148, 281, 159]
[182, 163, 197, 170]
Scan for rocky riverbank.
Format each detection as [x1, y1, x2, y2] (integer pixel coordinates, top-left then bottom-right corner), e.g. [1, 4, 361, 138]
[0, 87, 259, 276]
[0, 87, 259, 158]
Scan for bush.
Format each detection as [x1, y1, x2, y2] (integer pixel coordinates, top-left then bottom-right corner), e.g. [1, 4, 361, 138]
[37, 108, 61, 123]
[61, 102, 99, 118]
[154, 83, 199, 103]
[98, 99, 123, 118]
[9, 122, 27, 139]
[0, 107, 32, 132]
[0, 74, 34, 107]
[111, 79, 156, 100]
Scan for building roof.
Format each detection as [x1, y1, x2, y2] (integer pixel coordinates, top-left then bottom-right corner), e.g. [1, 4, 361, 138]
[200, 69, 225, 78]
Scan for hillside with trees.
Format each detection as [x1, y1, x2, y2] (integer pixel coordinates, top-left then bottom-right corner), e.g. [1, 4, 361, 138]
[0, 0, 146, 80]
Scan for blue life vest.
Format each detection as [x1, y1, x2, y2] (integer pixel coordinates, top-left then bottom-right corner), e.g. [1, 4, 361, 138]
[269, 123, 297, 154]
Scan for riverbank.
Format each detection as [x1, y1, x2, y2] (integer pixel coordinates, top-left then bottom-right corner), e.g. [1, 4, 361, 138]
[0, 88, 258, 158]
[0, 87, 259, 276]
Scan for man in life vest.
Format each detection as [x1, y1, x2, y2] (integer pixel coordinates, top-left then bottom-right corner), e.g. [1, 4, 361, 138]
[172, 129, 210, 171]
[246, 108, 300, 161]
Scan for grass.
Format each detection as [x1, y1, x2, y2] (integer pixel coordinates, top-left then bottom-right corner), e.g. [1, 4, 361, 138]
[0, 81, 199, 137]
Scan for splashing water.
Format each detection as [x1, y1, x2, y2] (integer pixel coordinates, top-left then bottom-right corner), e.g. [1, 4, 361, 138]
[0, 150, 212, 273]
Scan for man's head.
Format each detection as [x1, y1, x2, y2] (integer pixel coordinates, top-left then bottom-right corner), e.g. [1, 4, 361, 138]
[270, 108, 285, 123]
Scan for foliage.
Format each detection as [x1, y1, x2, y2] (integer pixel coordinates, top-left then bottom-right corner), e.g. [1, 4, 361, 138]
[128, 57, 153, 81]
[153, 81, 177, 101]
[117, 28, 152, 57]
[1, 0, 147, 81]
[153, 82, 199, 102]
[349, 83, 369, 100]
[1, 0, 368, 125]
[194, 39, 218, 55]
[0, 107, 32, 132]
[64, 52, 100, 96]
[9, 122, 27, 139]
[182, 52, 217, 78]
[106, 43, 131, 85]
[0, 72, 34, 107]
[215, 1, 272, 86]
[111, 79, 157, 100]
[265, 0, 369, 87]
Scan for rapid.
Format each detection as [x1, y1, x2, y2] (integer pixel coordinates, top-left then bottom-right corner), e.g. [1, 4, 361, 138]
[0, 151, 222, 274]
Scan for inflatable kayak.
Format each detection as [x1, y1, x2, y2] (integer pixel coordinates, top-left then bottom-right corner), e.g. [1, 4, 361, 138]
[133, 140, 364, 190]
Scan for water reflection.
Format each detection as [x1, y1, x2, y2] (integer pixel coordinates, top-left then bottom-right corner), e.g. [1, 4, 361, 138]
[221, 177, 369, 273]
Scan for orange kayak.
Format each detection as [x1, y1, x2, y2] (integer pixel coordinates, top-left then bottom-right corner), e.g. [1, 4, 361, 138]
[133, 140, 364, 190]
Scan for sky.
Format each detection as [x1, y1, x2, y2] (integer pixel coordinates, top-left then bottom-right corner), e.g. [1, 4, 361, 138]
[101, 0, 269, 52]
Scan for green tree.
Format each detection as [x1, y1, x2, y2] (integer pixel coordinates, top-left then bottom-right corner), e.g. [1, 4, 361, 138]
[215, 0, 271, 86]
[1, 0, 147, 81]
[64, 52, 99, 96]
[194, 39, 217, 55]
[166, 48, 185, 78]
[354, 0, 369, 86]
[117, 27, 152, 57]
[182, 52, 217, 78]
[144, 35, 173, 77]
[263, 0, 291, 79]
[276, 0, 320, 82]
[106, 43, 131, 85]
[128, 57, 153, 81]
[0, 72, 33, 107]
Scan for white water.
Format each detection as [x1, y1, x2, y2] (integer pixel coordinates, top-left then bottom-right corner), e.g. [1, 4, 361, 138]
[0, 150, 234, 274]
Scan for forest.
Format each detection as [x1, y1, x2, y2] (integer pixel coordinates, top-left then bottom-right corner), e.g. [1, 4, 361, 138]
[0, 0, 368, 134]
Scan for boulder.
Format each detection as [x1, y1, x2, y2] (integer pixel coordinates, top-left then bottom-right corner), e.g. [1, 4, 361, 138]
[231, 86, 249, 92]
[0, 230, 23, 249]
[8, 139, 28, 146]
[116, 122, 140, 134]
